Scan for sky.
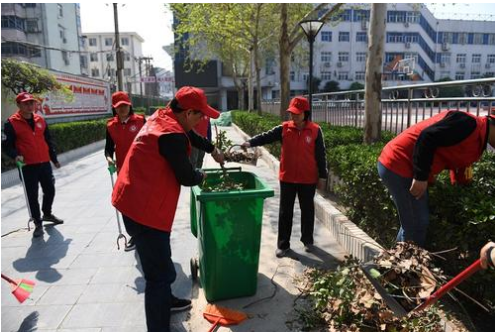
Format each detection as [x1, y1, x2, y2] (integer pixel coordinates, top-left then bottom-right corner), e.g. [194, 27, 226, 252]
[79, 2, 495, 73]
[79, 2, 174, 71]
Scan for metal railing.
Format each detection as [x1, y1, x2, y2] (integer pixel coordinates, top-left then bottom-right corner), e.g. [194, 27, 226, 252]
[262, 77, 495, 134]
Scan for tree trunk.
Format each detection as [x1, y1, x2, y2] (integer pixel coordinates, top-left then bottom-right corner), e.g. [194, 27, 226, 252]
[254, 41, 262, 115]
[238, 87, 245, 110]
[364, 3, 386, 144]
[248, 47, 254, 112]
[279, 4, 290, 119]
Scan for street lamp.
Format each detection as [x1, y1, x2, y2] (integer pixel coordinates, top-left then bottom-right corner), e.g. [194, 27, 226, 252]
[299, 19, 324, 117]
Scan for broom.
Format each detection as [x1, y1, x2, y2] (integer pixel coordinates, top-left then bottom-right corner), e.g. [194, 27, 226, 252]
[1, 273, 35, 303]
[203, 304, 247, 332]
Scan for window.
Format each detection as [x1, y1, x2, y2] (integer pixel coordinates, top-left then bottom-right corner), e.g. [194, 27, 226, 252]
[456, 54, 466, 63]
[91, 68, 100, 77]
[321, 71, 332, 80]
[107, 68, 116, 77]
[473, 33, 483, 44]
[489, 34, 495, 45]
[321, 52, 332, 62]
[23, 3, 37, 8]
[487, 54, 495, 64]
[26, 19, 38, 32]
[62, 51, 69, 65]
[124, 68, 131, 76]
[1, 42, 27, 56]
[486, 72, 495, 77]
[106, 53, 114, 61]
[458, 33, 467, 45]
[471, 72, 481, 79]
[29, 46, 41, 57]
[406, 11, 420, 23]
[90, 53, 98, 62]
[338, 72, 349, 80]
[290, 71, 295, 81]
[124, 53, 131, 61]
[321, 31, 332, 42]
[455, 72, 465, 80]
[121, 37, 129, 46]
[356, 52, 366, 62]
[338, 52, 349, 62]
[1, 16, 26, 31]
[440, 53, 450, 65]
[355, 71, 365, 80]
[80, 55, 87, 69]
[105, 38, 113, 46]
[356, 32, 367, 42]
[58, 4, 63, 17]
[472, 54, 481, 63]
[339, 32, 350, 42]
[89, 38, 97, 46]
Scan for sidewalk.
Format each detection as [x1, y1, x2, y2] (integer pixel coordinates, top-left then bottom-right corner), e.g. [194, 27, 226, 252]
[1, 125, 347, 332]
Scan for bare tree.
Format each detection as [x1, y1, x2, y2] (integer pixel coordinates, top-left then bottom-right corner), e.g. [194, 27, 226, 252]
[364, 4, 386, 144]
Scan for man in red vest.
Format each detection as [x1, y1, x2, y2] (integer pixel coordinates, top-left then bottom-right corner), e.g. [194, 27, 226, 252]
[2, 92, 64, 238]
[378, 111, 495, 247]
[242, 96, 328, 258]
[112, 86, 224, 332]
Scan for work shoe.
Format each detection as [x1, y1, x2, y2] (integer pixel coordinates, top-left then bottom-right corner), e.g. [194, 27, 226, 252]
[33, 224, 44, 238]
[171, 295, 192, 312]
[275, 248, 290, 258]
[42, 214, 64, 225]
[124, 237, 136, 252]
[304, 244, 315, 253]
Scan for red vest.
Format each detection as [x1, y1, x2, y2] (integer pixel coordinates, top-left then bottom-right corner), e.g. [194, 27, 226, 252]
[107, 114, 145, 170]
[379, 111, 488, 182]
[194, 116, 209, 138]
[111, 108, 191, 232]
[8, 112, 50, 165]
[280, 121, 320, 184]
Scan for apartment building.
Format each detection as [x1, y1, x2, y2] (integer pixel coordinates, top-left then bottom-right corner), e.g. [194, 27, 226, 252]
[82, 32, 144, 94]
[1, 3, 85, 75]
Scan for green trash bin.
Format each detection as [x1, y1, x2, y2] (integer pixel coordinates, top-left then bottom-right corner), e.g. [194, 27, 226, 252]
[190, 168, 274, 302]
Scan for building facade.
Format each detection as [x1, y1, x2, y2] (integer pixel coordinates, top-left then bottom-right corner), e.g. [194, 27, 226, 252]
[173, 3, 495, 110]
[1, 3, 85, 75]
[82, 32, 144, 94]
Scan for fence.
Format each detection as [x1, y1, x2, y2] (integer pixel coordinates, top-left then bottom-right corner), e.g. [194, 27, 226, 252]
[262, 77, 495, 135]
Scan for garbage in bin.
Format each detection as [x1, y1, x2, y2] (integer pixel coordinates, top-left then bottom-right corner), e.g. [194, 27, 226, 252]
[190, 168, 274, 302]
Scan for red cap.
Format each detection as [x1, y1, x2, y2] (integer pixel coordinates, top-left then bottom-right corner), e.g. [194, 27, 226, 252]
[287, 96, 310, 115]
[16, 92, 36, 104]
[112, 91, 132, 108]
[175, 86, 220, 119]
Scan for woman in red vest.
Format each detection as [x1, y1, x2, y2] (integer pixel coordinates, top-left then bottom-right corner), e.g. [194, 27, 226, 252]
[378, 111, 495, 247]
[105, 91, 145, 251]
[242, 96, 328, 258]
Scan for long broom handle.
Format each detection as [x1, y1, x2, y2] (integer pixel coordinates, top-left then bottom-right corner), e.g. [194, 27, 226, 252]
[207, 317, 221, 332]
[416, 258, 482, 311]
[1, 274, 17, 286]
[17, 161, 33, 220]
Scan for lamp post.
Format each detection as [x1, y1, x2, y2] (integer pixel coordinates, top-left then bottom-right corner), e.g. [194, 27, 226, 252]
[299, 19, 324, 118]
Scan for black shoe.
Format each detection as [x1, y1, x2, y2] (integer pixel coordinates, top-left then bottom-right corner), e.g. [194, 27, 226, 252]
[124, 237, 136, 252]
[275, 248, 290, 258]
[42, 214, 64, 225]
[171, 295, 191, 312]
[304, 244, 315, 253]
[33, 224, 44, 238]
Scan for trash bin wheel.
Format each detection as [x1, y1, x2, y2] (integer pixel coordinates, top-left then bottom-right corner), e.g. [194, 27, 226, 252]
[190, 257, 199, 282]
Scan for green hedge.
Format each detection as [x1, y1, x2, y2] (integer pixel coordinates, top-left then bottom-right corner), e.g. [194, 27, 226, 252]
[233, 110, 495, 305]
[2, 118, 108, 172]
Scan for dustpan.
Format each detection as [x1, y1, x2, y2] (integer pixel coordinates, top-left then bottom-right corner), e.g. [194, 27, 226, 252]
[361, 258, 482, 317]
[1, 273, 36, 303]
[203, 304, 247, 332]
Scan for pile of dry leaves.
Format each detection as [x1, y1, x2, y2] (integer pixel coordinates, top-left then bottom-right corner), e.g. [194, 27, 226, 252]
[296, 243, 451, 331]
[372, 242, 447, 311]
